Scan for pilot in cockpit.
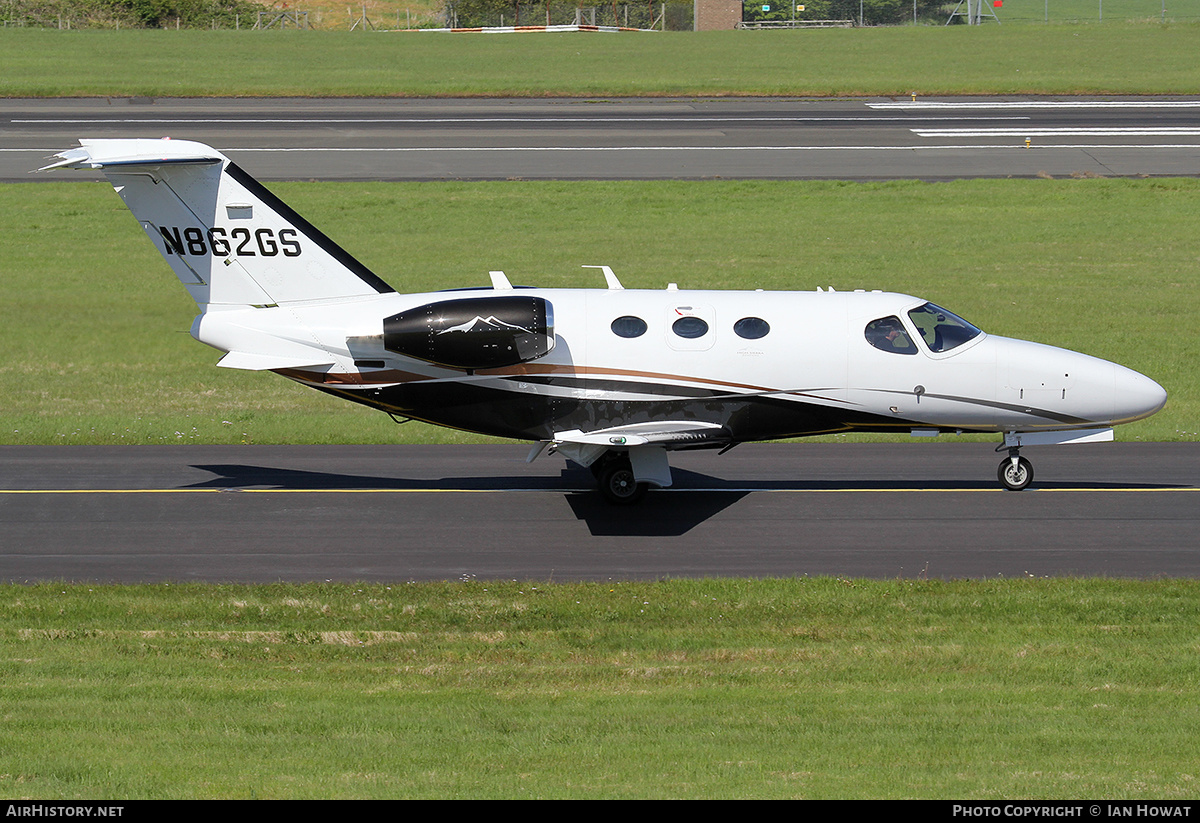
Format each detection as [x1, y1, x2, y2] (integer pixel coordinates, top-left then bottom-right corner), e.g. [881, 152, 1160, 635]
[865, 316, 916, 354]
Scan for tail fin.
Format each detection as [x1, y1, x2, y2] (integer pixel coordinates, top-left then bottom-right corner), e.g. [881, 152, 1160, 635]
[42, 139, 394, 309]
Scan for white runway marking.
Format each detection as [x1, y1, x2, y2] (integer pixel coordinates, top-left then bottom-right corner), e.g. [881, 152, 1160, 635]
[871, 101, 1200, 110]
[222, 144, 1200, 153]
[10, 116, 1031, 124]
[914, 128, 1200, 138]
[11, 145, 1200, 160]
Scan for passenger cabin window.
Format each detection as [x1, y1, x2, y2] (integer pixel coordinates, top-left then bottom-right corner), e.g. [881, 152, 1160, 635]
[733, 317, 770, 340]
[865, 316, 917, 355]
[611, 316, 648, 339]
[906, 303, 982, 352]
[672, 316, 709, 339]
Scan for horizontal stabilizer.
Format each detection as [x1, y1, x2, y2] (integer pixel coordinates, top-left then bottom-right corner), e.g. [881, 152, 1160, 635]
[193, 310, 337, 372]
[215, 351, 335, 372]
[39, 139, 224, 172]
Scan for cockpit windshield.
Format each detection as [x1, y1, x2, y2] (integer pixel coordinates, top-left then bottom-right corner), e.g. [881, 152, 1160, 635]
[906, 303, 982, 353]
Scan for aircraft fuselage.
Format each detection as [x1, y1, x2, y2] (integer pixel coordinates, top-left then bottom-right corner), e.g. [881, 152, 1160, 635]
[217, 286, 1166, 446]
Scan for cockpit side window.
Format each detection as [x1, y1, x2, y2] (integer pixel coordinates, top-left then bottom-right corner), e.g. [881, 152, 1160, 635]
[906, 303, 982, 353]
[865, 316, 917, 355]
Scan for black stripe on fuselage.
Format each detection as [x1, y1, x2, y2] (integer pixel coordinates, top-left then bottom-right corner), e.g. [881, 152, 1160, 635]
[304, 378, 931, 443]
[917, 391, 1094, 426]
[284, 365, 1090, 437]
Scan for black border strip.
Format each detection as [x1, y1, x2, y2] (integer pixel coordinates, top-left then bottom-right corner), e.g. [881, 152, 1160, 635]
[224, 162, 396, 295]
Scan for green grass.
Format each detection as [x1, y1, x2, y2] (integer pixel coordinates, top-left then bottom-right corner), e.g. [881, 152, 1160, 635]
[2, 23, 1200, 97]
[3, 177, 1196, 445]
[2, 577, 1198, 798]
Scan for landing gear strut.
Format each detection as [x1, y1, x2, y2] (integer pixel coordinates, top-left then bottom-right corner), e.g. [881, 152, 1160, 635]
[997, 447, 1034, 491]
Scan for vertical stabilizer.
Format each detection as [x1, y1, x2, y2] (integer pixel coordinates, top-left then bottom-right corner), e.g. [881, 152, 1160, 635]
[42, 138, 394, 309]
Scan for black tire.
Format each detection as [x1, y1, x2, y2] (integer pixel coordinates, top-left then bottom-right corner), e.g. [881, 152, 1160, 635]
[597, 456, 647, 505]
[998, 456, 1034, 491]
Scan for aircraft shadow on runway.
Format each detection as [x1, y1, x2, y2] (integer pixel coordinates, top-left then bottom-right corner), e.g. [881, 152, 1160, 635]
[187, 462, 580, 492]
[186, 462, 747, 536]
[187, 463, 1182, 538]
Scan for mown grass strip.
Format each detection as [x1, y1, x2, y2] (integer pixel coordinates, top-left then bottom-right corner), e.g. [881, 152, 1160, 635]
[3, 24, 1200, 97]
[3, 177, 1195, 445]
[1, 577, 1198, 798]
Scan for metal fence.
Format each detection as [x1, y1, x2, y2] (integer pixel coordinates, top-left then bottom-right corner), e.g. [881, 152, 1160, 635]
[977, 0, 1200, 23]
[6, 0, 1198, 29]
[742, 0, 1200, 26]
[442, 2, 693, 29]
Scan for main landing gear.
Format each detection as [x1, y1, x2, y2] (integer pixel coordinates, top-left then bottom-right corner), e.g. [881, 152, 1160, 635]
[997, 446, 1034, 492]
[591, 452, 648, 505]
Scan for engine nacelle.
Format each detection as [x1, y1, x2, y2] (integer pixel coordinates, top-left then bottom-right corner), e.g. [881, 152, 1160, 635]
[383, 295, 554, 370]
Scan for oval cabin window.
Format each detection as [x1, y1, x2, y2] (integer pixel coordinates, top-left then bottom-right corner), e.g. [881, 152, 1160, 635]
[672, 316, 709, 339]
[611, 316, 648, 339]
[733, 317, 770, 340]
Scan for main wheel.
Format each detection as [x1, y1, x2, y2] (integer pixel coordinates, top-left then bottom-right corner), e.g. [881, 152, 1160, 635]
[997, 456, 1034, 491]
[596, 456, 647, 505]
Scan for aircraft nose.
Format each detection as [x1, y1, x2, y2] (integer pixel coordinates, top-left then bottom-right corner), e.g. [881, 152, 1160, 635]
[1112, 364, 1167, 424]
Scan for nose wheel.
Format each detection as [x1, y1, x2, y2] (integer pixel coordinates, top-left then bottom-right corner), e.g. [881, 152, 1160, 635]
[997, 450, 1034, 491]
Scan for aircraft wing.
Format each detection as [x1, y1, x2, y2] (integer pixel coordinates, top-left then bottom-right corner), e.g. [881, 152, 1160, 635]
[552, 421, 730, 449]
[534, 422, 730, 489]
[527, 421, 730, 465]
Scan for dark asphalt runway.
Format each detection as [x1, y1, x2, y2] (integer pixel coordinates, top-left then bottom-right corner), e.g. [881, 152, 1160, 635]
[2, 443, 1196, 583]
[5, 96, 1200, 181]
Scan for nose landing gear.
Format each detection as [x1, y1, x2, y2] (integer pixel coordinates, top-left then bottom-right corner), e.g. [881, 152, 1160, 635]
[997, 447, 1034, 491]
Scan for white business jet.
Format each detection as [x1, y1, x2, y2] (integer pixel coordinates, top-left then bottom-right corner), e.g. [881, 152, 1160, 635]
[43, 139, 1167, 503]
